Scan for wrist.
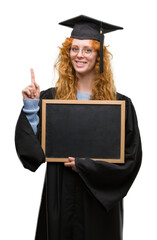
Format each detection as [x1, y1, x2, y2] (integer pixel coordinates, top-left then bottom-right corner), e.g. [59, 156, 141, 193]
[23, 99, 40, 110]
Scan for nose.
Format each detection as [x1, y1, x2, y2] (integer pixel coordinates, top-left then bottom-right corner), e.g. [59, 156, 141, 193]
[77, 49, 84, 57]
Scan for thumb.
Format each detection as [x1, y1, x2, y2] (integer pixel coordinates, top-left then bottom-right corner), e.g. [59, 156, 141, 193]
[68, 157, 75, 162]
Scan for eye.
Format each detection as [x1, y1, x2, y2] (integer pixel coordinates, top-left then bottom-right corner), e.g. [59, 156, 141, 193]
[71, 47, 79, 52]
[84, 48, 92, 54]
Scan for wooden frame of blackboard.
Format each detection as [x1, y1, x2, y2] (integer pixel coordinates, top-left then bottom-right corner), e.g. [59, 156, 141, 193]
[41, 100, 125, 163]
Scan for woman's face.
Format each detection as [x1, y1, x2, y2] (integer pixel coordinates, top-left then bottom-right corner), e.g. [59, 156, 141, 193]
[69, 39, 97, 75]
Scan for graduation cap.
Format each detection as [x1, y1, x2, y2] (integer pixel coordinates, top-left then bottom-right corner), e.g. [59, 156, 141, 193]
[59, 15, 123, 73]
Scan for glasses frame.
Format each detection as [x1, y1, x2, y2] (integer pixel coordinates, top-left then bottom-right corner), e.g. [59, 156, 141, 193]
[69, 46, 96, 57]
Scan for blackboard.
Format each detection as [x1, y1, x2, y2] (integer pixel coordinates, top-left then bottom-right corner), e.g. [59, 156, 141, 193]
[42, 100, 125, 163]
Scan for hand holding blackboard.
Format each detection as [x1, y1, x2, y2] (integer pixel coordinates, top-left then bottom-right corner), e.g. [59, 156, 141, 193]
[64, 157, 77, 172]
[22, 68, 40, 99]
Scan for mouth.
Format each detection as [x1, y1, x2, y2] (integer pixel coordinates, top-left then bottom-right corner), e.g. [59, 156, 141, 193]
[75, 60, 87, 66]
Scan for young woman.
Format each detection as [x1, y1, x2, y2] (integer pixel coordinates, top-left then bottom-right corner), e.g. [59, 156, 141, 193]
[15, 15, 142, 240]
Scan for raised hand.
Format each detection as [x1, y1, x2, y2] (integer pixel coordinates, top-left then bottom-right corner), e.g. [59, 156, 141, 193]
[22, 68, 40, 99]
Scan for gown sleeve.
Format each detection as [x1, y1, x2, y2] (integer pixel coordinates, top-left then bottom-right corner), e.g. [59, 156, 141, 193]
[75, 96, 142, 211]
[15, 88, 55, 172]
[15, 109, 45, 172]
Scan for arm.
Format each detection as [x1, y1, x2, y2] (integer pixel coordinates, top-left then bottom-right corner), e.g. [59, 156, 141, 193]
[15, 69, 45, 172]
[23, 99, 40, 134]
[75, 97, 142, 211]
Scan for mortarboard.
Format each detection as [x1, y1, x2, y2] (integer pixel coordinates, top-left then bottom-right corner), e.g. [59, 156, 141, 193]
[59, 15, 123, 73]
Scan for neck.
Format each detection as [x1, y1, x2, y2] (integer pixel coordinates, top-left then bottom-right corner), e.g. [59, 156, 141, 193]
[76, 71, 95, 94]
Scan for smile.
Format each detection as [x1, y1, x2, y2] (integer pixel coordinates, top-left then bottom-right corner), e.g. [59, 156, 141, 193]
[75, 60, 87, 66]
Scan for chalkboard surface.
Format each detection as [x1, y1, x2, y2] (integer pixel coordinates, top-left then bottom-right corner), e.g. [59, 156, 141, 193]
[42, 100, 125, 163]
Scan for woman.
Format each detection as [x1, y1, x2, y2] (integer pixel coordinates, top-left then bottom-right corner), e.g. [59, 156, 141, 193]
[15, 15, 142, 240]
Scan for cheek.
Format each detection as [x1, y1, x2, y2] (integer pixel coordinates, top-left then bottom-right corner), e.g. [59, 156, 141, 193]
[70, 54, 76, 65]
[69, 54, 74, 66]
[90, 55, 97, 67]
[69, 52, 73, 60]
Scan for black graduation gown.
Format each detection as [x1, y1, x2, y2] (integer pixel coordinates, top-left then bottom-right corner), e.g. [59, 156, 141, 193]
[15, 88, 142, 240]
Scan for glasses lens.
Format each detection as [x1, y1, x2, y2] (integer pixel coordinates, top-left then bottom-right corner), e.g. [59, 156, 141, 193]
[70, 47, 79, 55]
[70, 47, 94, 57]
[83, 48, 93, 57]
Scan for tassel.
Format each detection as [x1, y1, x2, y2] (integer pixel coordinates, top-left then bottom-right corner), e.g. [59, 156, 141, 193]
[100, 28, 104, 74]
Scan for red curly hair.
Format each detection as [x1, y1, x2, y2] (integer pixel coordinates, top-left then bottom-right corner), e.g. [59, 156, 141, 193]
[54, 38, 117, 100]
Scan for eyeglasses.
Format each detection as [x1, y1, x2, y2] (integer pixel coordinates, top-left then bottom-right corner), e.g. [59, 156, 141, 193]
[69, 46, 95, 57]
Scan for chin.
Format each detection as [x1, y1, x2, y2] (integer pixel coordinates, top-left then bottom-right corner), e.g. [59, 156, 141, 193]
[75, 68, 88, 74]
[73, 65, 91, 74]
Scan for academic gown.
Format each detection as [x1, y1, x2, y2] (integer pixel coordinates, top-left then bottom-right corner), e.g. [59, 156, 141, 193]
[15, 87, 142, 240]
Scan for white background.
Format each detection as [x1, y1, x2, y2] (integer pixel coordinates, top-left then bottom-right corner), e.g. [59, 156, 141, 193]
[0, 0, 157, 239]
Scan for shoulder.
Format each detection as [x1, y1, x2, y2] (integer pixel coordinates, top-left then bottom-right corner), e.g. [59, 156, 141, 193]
[40, 87, 56, 99]
[116, 92, 133, 108]
[116, 92, 131, 102]
[116, 92, 137, 118]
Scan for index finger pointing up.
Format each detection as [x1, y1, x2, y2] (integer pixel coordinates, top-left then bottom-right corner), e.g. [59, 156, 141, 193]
[30, 68, 35, 85]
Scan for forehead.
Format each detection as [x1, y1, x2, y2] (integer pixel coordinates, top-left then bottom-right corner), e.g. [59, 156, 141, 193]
[71, 39, 92, 47]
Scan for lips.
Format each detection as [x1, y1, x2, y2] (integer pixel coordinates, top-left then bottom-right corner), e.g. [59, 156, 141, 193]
[75, 60, 87, 66]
